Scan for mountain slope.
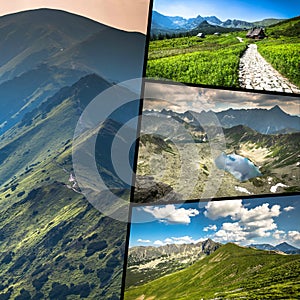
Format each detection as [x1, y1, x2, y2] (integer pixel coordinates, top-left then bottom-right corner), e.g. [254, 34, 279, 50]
[48, 27, 146, 83]
[0, 74, 113, 186]
[0, 73, 138, 299]
[125, 243, 300, 299]
[0, 7, 146, 299]
[276, 242, 300, 254]
[0, 8, 103, 83]
[265, 15, 300, 37]
[0, 64, 86, 133]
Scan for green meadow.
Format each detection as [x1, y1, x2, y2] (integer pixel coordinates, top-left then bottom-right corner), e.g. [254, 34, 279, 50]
[146, 17, 300, 89]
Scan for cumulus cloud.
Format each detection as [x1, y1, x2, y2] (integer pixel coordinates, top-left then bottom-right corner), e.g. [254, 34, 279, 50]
[153, 236, 204, 246]
[239, 203, 280, 224]
[273, 230, 285, 240]
[284, 206, 295, 212]
[144, 81, 300, 115]
[215, 222, 246, 242]
[137, 239, 151, 243]
[211, 202, 281, 243]
[154, 240, 164, 246]
[204, 200, 243, 220]
[287, 231, 300, 242]
[203, 224, 217, 232]
[272, 230, 300, 247]
[143, 204, 199, 224]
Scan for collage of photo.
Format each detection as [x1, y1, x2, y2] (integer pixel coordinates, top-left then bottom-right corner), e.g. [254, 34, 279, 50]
[0, 0, 298, 299]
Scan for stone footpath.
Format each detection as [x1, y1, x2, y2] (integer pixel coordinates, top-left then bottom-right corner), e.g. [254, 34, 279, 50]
[239, 44, 300, 93]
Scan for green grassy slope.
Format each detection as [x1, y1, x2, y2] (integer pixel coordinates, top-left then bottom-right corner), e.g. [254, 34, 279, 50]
[146, 33, 247, 87]
[225, 125, 300, 171]
[257, 16, 300, 87]
[125, 243, 300, 299]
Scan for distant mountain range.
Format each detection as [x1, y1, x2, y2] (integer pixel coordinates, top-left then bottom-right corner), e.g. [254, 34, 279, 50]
[249, 242, 300, 254]
[151, 10, 285, 35]
[129, 238, 221, 264]
[147, 105, 300, 134]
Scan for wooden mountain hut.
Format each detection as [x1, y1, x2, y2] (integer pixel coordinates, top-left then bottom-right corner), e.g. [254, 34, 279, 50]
[196, 32, 206, 38]
[246, 27, 266, 39]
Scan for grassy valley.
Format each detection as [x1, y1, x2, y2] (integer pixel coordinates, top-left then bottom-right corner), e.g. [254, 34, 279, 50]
[147, 33, 247, 87]
[146, 16, 300, 89]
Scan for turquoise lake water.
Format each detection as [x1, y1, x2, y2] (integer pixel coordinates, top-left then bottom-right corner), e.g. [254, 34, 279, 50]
[215, 152, 262, 181]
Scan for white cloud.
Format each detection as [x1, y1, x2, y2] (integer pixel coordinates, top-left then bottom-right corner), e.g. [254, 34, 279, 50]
[204, 200, 243, 220]
[164, 238, 173, 244]
[137, 239, 151, 243]
[287, 231, 300, 242]
[153, 236, 204, 247]
[239, 203, 280, 224]
[154, 240, 164, 246]
[143, 204, 199, 224]
[144, 82, 300, 116]
[284, 206, 295, 212]
[271, 230, 300, 247]
[171, 236, 197, 244]
[273, 230, 285, 240]
[203, 224, 217, 232]
[214, 222, 246, 243]
[211, 202, 281, 243]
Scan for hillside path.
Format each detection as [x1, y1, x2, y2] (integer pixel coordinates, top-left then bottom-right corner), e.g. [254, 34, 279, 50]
[239, 44, 300, 93]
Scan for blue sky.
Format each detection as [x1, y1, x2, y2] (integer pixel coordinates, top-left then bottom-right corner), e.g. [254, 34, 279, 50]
[153, 0, 300, 21]
[129, 195, 300, 248]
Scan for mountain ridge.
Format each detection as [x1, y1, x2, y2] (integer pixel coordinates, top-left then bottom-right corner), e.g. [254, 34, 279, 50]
[152, 105, 300, 134]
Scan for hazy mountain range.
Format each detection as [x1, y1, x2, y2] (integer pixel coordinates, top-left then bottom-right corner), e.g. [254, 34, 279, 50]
[151, 10, 285, 35]
[0, 8, 145, 134]
[249, 242, 300, 254]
